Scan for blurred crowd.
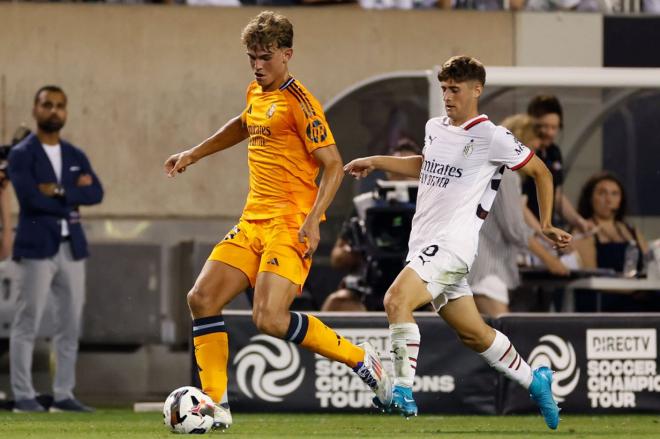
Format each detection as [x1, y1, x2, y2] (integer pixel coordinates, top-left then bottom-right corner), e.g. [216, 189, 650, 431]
[323, 94, 660, 315]
[2, 0, 660, 12]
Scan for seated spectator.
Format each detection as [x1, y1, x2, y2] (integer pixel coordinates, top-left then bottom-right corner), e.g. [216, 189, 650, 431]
[573, 172, 658, 311]
[524, 95, 593, 235]
[321, 139, 420, 311]
[574, 172, 647, 273]
[468, 114, 569, 317]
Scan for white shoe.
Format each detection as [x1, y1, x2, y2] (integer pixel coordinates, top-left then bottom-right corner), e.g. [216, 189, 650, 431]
[354, 342, 393, 407]
[212, 403, 232, 430]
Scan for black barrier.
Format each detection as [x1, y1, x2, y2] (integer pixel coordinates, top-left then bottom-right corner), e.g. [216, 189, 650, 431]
[498, 313, 660, 415]
[217, 312, 497, 414]
[193, 312, 660, 414]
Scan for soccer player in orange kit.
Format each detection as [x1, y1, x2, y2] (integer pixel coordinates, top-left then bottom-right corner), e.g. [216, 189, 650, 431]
[164, 11, 391, 430]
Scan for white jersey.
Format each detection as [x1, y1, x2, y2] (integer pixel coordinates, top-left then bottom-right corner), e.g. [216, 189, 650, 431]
[407, 114, 534, 267]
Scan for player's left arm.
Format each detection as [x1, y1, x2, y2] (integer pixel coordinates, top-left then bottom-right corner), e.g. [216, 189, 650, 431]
[299, 145, 343, 259]
[517, 155, 572, 249]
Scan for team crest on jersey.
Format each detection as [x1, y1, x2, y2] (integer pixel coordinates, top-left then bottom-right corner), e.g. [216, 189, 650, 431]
[463, 139, 474, 158]
[306, 117, 327, 143]
[267, 104, 277, 119]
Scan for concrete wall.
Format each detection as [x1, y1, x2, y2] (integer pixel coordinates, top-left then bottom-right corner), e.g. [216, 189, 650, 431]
[515, 12, 605, 215]
[0, 5, 514, 219]
[514, 12, 602, 67]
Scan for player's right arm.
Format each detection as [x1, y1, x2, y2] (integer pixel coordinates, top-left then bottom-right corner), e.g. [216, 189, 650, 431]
[164, 114, 248, 177]
[343, 155, 423, 180]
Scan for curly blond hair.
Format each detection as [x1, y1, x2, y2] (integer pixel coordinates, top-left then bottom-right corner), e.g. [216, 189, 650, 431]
[501, 113, 539, 146]
[241, 11, 293, 50]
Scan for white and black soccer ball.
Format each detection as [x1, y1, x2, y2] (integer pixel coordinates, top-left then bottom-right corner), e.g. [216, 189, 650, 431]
[163, 386, 215, 434]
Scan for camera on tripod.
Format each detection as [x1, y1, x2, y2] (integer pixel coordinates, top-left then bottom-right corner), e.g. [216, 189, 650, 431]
[345, 180, 417, 309]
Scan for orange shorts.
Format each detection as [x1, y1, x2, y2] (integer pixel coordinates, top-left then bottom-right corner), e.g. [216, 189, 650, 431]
[208, 214, 311, 288]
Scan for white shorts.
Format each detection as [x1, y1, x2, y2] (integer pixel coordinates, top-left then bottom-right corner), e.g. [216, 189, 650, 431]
[471, 274, 509, 305]
[407, 244, 472, 312]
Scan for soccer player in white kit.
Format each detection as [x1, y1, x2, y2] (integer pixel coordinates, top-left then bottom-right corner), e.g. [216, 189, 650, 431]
[344, 56, 571, 430]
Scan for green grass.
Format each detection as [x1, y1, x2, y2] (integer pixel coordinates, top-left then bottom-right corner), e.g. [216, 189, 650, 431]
[0, 410, 659, 438]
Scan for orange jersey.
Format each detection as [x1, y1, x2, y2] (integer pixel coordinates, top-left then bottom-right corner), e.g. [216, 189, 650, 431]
[239, 77, 336, 220]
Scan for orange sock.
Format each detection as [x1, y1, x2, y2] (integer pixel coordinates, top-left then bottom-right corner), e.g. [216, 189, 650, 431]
[193, 316, 229, 403]
[286, 312, 364, 368]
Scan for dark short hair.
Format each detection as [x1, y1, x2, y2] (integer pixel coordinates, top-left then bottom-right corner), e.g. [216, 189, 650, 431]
[390, 138, 422, 156]
[527, 94, 563, 127]
[438, 56, 486, 86]
[34, 85, 66, 105]
[577, 172, 627, 222]
[241, 11, 293, 50]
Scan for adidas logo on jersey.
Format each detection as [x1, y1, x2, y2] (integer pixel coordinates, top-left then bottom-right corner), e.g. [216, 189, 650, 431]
[267, 258, 279, 266]
[223, 226, 240, 241]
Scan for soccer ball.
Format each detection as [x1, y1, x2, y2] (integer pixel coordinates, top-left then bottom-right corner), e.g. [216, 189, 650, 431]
[163, 386, 215, 434]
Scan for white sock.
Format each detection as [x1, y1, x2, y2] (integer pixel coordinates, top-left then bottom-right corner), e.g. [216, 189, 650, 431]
[390, 323, 421, 388]
[479, 329, 533, 389]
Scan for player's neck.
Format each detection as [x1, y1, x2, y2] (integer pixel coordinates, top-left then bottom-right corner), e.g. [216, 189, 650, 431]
[263, 73, 291, 92]
[450, 111, 480, 127]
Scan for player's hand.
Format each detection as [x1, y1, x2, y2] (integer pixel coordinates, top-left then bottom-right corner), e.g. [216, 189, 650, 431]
[298, 215, 320, 259]
[343, 157, 376, 180]
[545, 256, 570, 277]
[165, 150, 196, 177]
[542, 226, 572, 250]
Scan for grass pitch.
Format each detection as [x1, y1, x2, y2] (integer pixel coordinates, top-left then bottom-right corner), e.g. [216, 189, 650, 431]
[0, 410, 658, 438]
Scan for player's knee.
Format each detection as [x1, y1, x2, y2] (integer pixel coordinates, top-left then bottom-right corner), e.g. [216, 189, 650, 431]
[252, 308, 288, 338]
[457, 325, 493, 352]
[384, 287, 408, 317]
[187, 284, 222, 317]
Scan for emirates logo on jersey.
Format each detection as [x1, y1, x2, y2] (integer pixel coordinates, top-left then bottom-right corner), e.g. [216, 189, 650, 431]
[463, 139, 474, 158]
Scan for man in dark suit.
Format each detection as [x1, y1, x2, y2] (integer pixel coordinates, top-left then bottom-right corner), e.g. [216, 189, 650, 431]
[8, 85, 103, 413]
